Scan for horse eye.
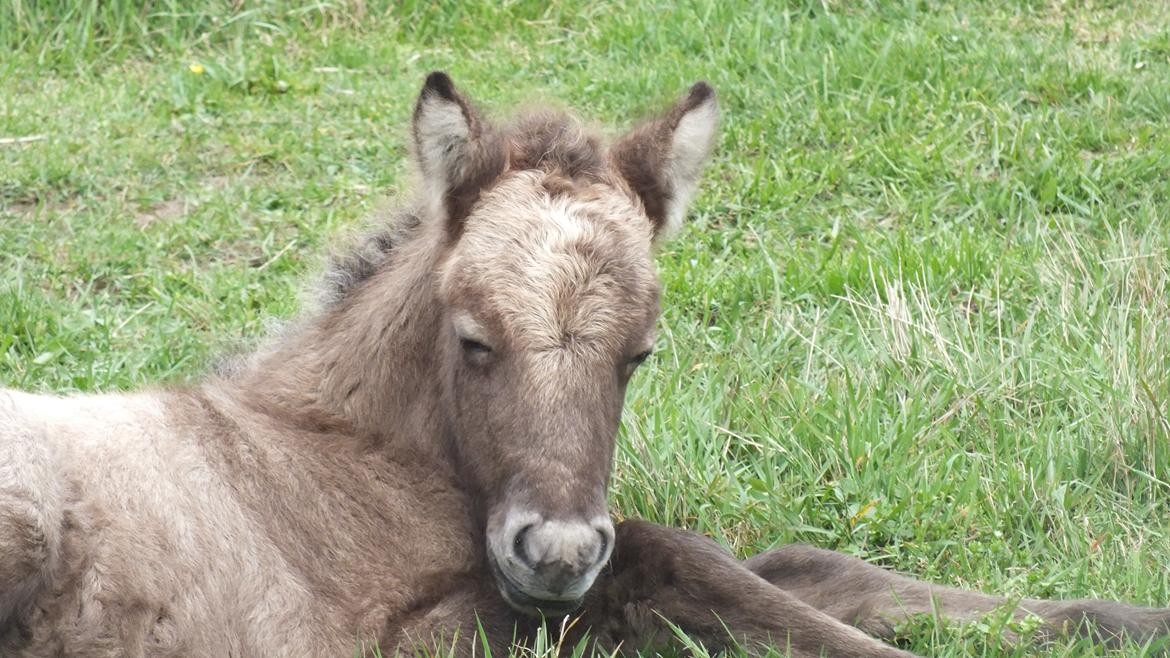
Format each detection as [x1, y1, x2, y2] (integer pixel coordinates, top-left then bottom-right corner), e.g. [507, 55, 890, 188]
[460, 338, 492, 355]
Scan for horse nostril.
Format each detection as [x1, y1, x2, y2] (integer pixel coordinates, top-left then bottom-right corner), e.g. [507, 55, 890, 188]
[593, 520, 615, 566]
[512, 523, 535, 567]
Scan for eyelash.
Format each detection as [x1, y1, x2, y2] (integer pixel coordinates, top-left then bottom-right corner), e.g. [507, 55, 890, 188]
[460, 338, 492, 355]
[624, 350, 652, 377]
[459, 338, 650, 373]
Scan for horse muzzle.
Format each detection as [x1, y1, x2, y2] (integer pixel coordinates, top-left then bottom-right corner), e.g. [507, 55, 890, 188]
[487, 510, 614, 617]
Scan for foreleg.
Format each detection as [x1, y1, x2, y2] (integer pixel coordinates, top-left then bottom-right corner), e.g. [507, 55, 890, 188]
[745, 544, 1170, 650]
[575, 520, 917, 658]
[377, 583, 528, 658]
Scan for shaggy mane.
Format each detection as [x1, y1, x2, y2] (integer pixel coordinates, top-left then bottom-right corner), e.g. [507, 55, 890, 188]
[315, 207, 421, 310]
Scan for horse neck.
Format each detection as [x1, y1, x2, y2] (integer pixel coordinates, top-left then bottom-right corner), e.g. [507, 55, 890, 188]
[234, 232, 448, 456]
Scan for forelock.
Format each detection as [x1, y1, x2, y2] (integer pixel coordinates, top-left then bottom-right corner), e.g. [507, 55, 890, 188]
[505, 111, 609, 185]
[441, 172, 657, 354]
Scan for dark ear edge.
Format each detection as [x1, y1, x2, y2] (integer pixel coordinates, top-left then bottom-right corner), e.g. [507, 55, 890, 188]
[610, 81, 719, 242]
[411, 72, 508, 233]
[413, 71, 481, 138]
[421, 71, 458, 102]
[676, 81, 716, 121]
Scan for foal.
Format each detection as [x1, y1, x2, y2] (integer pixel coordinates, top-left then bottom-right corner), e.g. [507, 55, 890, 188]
[1, 73, 1167, 658]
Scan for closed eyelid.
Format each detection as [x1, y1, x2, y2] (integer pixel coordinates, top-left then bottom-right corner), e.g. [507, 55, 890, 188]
[633, 336, 656, 356]
[453, 312, 489, 342]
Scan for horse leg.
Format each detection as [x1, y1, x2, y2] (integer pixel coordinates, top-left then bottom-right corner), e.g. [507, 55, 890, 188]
[0, 404, 64, 630]
[574, 520, 918, 657]
[744, 544, 1170, 650]
[378, 583, 530, 658]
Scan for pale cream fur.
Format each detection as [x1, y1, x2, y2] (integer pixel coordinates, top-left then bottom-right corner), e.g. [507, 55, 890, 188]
[415, 95, 473, 220]
[440, 171, 658, 356]
[0, 390, 340, 655]
[658, 94, 719, 239]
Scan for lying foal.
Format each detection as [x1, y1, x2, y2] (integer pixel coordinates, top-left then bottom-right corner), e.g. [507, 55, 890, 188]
[1, 73, 1166, 657]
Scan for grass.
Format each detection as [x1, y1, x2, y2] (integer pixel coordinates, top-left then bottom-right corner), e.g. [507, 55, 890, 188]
[2, 1, 1170, 656]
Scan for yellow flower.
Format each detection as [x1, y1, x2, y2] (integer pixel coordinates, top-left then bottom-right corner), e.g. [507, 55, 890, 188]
[189, 63, 205, 75]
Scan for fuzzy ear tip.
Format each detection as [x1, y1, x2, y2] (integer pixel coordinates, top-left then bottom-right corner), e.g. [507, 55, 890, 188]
[422, 71, 457, 101]
[685, 81, 717, 109]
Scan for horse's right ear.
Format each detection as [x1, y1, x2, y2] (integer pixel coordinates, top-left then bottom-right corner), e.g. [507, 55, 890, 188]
[412, 72, 507, 233]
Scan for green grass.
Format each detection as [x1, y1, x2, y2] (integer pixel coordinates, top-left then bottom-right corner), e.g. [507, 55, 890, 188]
[3, 1, 1170, 656]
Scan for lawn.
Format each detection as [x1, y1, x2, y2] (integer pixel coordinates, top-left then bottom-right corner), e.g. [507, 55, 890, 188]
[2, 1, 1169, 656]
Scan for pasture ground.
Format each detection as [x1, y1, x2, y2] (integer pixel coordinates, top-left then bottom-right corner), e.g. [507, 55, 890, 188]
[2, 1, 1169, 655]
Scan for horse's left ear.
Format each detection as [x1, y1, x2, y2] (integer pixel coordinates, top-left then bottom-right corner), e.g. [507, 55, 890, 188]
[610, 82, 719, 242]
[412, 72, 507, 233]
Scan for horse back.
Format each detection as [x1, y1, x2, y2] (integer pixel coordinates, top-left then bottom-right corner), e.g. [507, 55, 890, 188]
[1, 387, 486, 655]
[0, 389, 336, 655]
